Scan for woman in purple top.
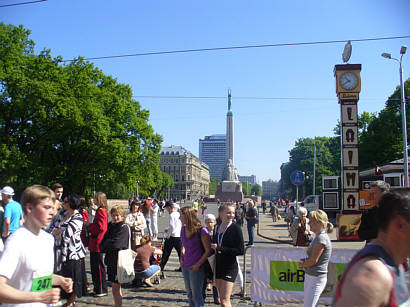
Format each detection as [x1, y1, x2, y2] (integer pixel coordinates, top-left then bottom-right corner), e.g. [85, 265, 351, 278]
[179, 206, 211, 307]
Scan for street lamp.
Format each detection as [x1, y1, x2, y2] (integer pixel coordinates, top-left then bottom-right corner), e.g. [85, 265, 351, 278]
[382, 45, 408, 187]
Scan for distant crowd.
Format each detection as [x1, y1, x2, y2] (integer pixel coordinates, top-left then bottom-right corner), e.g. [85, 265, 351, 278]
[0, 180, 409, 307]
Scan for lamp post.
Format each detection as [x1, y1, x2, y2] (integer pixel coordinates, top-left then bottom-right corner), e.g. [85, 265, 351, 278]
[136, 180, 139, 200]
[382, 46, 408, 187]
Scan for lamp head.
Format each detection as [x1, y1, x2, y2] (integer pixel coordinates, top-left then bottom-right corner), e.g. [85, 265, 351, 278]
[382, 52, 392, 59]
[400, 45, 407, 55]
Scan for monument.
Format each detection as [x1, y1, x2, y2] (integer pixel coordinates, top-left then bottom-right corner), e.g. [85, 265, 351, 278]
[215, 88, 243, 202]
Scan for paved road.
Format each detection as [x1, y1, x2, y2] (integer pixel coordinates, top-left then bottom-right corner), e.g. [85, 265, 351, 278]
[74, 202, 408, 307]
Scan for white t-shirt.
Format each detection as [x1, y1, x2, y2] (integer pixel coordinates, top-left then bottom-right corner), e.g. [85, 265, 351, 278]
[0, 226, 54, 307]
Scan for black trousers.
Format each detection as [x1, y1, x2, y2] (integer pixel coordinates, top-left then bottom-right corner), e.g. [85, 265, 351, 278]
[90, 252, 107, 295]
[160, 236, 182, 270]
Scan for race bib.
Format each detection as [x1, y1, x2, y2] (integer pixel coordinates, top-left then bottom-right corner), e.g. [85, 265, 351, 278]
[32, 274, 53, 292]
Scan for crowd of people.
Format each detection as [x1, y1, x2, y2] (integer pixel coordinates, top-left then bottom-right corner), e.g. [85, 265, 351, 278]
[0, 182, 409, 307]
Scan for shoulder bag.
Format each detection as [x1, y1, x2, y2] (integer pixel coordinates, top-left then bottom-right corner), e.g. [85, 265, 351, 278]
[117, 224, 137, 284]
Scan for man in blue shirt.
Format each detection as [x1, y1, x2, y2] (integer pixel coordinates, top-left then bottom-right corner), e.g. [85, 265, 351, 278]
[1, 186, 23, 241]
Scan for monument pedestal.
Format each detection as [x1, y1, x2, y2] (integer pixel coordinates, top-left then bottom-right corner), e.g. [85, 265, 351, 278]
[215, 181, 243, 202]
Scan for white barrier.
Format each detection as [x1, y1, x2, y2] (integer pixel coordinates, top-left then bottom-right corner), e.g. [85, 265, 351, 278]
[250, 246, 359, 304]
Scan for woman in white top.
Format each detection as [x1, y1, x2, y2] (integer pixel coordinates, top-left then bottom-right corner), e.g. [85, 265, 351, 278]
[125, 200, 146, 249]
[150, 199, 159, 241]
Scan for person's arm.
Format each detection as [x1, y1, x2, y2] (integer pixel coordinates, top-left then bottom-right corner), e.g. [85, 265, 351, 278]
[0, 276, 61, 305]
[192, 231, 211, 271]
[216, 224, 244, 256]
[333, 258, 392, 307]
[88, 209, 106, 236]
[52, 274, 73, 294]
[299, 243, 324, 268]
[134, 214, 146, 231]
[2, 218, 10, 237]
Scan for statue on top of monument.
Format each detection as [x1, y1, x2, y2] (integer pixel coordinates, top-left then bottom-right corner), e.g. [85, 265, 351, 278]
[223, 158, 239, 181]
[228, 88, 232, 112]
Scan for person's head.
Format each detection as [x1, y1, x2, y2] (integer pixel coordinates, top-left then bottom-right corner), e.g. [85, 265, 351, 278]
[370, 180, 390, 206]
[179, 206, 201, 234]
[140, 234, 151, 246]
[205, 213, 217, 231]
[20, 185, 56, 228]
[236, 202, 241, 208]
[130, 200, 141, 213]
[79, 196, 87, 210]
[110, 205, 126, 224]
[248, 200, 255, 207]
[309, 209, 333, 234]
[0, 186, 14, 204]
[297, 207, 308, 221]
[64, 193, 81, 211]
[164, 201, 174, 212]
[52, 183, 63, 201]
[94, 192, 108, 210]
[220, 203, 236, 224]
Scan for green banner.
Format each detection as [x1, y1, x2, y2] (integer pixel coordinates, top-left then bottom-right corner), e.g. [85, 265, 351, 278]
[269, 261, 349, 293]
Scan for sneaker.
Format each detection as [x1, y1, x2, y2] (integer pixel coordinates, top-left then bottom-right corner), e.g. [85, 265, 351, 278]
[160, 271, 166, 279]
[94, 293, 108, 297]
[174, 267, 182, 272]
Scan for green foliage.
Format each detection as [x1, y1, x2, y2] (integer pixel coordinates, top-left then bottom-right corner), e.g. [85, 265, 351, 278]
[0, 23, 164, 199]
[359, 80, 409, 169]
[251, 183, 261, 196]
[280, 137, 340, 199]
[209, 178, 220, 195]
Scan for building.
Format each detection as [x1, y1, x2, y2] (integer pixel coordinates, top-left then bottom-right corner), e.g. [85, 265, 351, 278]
[199, 134, 226, 179]
[238, 175, 256, 185]
[262, 179, 279, 200]
[160, 145, 210, 200]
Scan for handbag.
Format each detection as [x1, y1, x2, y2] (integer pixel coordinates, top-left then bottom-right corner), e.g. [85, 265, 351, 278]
[117, 225, 137, 284]
[207, 253, 216, 281]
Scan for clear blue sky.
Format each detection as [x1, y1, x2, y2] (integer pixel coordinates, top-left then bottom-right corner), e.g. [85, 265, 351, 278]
[2, 0, 410, 183]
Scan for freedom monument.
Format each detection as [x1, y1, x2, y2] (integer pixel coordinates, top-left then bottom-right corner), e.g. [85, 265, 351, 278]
[215, 88, 243, 202]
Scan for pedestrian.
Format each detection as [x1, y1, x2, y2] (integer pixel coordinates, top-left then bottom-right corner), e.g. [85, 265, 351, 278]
[289, 207, 313, 246]
[333, 189, 410, 306]
[159, 201, 182, 276]
[100, 205, 130, 307]
[234, 202, 244, 227]
[211, 203, 244, 307]
[245, 200, 257, 246]
[200, 200, 207, 216]
[203, 213, 219, 304]
[358, 180, 390, 243]
[134, 234, 162, 286]
[299, 209, 333, 307]
[151, 199, 159, 241]
[79, 196, 90, 248]
[1, 186, 23, 241]
[87, 192, 108, 297]
[0, 185, 73, 306]
[192, 199, 199, 215]
[142, 198, 152, 237]
[179, 206, 211, 307]
[53, 194, 87, 307]
[125, 200, 146, 249]
[262, 201, 267, 214]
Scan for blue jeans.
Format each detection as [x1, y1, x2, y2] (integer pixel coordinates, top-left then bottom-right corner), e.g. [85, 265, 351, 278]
[134, 265, 160, 279]
[247, 223, 255, 245]
[146, 218, 153, 237]
[182, 267, 205, 307]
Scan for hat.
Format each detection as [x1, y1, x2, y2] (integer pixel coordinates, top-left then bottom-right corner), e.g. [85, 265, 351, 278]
[205, 213, 216, 221]
[0, 186, 14, 196]
[164, 200, 173, 208]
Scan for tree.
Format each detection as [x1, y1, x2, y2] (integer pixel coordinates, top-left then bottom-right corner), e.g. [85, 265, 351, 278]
[0, 23, 163, 198]
[241, 181, 251, 195]
[251, 183, 261, 196]
[209, 178, 220, 195]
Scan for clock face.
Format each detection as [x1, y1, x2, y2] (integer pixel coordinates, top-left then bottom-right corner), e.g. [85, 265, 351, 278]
[340, 72, 358, 90]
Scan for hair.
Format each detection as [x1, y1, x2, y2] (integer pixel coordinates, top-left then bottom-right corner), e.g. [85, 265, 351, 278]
[130, 200, 141, 211]
[94, 192, 108, 210]
[180, 206, 202, 239]
[143, 199, 151, 213]
[67, 193, 81, 210]
[220, 202, 235, 213]
[51, 183, 63, 191]
[297, 207, 308, 217]
[20, 185, 55, 214]
[110, 205, 126, 218]
[79, 196, 86, 209]
[140, 234, 151, 246]
[377, 188, 410, 232]
[371, 180, 390, 192]
[310, 209, 333, 233]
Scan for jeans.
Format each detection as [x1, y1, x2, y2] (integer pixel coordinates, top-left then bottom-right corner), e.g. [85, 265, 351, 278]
[182, 267, 205, 307]
[134, 265, 160, 279]
[247, 223, 255, 245]
[146, 218, 153, 237]
[303, 273, 327, 307]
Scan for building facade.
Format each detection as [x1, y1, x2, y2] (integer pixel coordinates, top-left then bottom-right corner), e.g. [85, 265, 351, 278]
[238, 175, 256, 185]
[262, 179, 279, 200]
[161, 145, 210, 200]
[199, 134, 226, 179]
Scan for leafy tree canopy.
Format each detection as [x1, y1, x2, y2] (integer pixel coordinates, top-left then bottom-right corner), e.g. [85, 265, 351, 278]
[0, 23, 165, 199]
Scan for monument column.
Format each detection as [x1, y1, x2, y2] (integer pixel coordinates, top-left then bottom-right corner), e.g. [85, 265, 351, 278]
[226, 88, 234, 164]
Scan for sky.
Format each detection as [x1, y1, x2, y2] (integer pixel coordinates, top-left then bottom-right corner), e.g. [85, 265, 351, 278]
[2, 0, 410, 183]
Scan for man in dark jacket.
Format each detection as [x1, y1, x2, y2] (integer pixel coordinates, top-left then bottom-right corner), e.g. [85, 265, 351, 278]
[358, 180, 390, 243]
